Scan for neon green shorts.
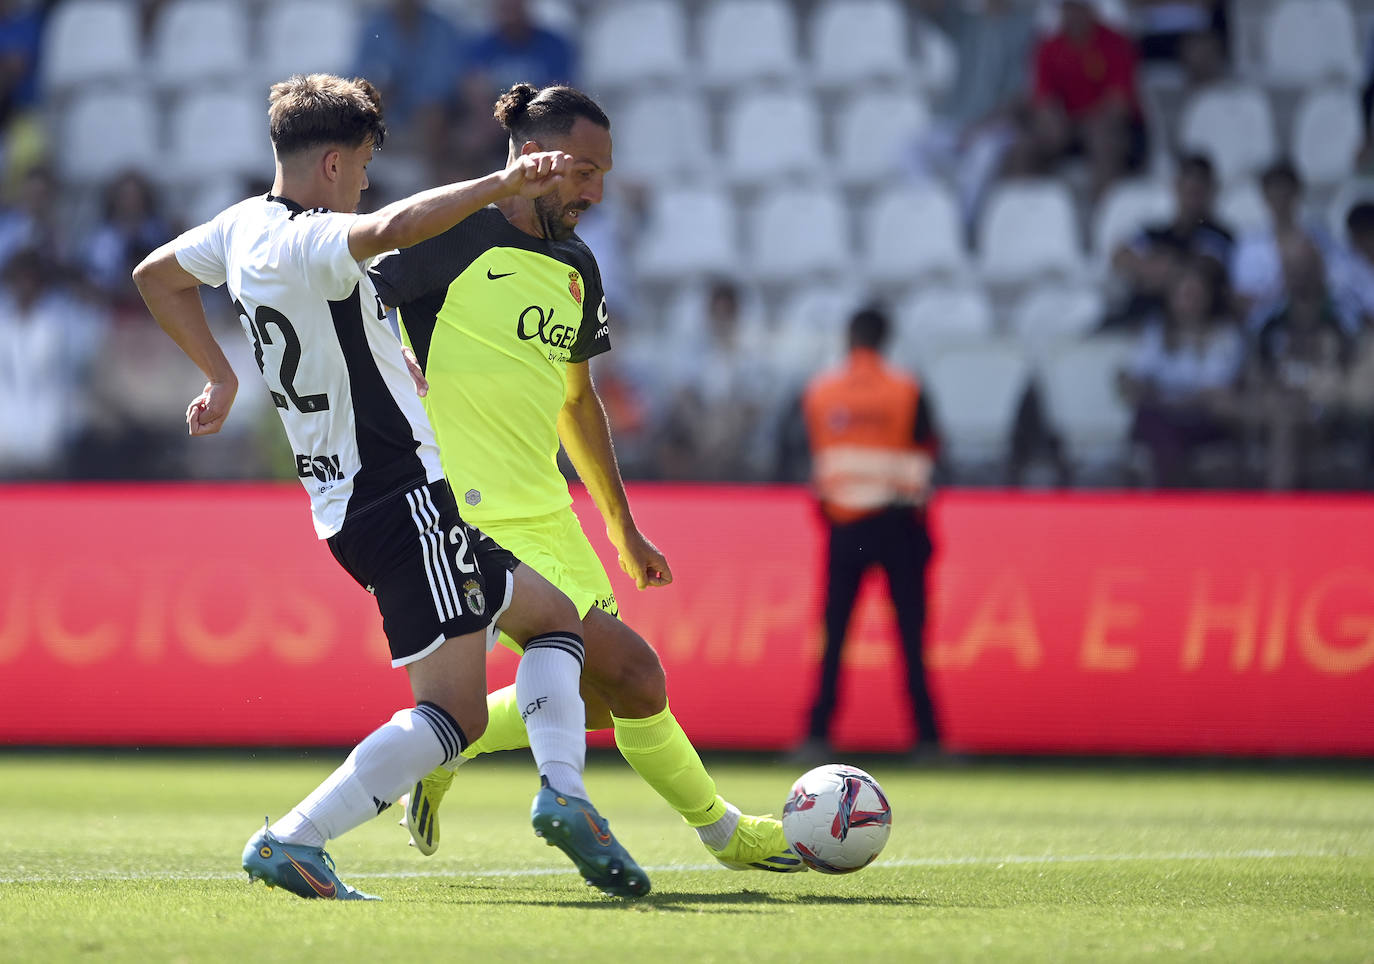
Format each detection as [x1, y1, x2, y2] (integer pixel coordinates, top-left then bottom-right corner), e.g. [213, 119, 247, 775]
[479, 505, 618, 653]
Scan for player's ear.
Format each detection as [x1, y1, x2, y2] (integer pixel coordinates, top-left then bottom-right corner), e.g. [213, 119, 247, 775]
[321, 148, 342, 183]
[518, 139, 542, 157]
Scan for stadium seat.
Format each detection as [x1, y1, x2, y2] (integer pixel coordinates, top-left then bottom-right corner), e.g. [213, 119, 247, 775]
[1010, 284, 1106, 351]
[722, 90, 823, 185]
[151, 0, 251, 88]
[834, 89, 931, 187]
[977, 180, 1084, 285]
[260, 0, 359, 82]
[700, 0, 801, 88]
[59, 89, 159, 183]
[1217, 179, 1272, 236]
[771, 283, 869, 385]
[1292, 87, 1363, 187]
[1091, 178, 1173, 274]
[635, 185, 739, 281]
[613, 90, 711, 182]
[861, 183, 969, 284]
[1038, 336, 1136, 470]
[749, 185, 851, 283]
[910, 17, 957, 94]
[1177, 84, 1278, 184]
[810, 0, 910, 88]
[892, 286, 995, 368]
[41, 0, 142, 92]
[582, 1, 688, 89]
[924, 341, 1031, 472]
[1262, 0, 1360, 87]
[167, 88, 275, 184]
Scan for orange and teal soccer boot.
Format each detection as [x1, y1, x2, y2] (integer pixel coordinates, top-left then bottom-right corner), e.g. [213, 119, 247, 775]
[242, 822, 379, 901]
[531, 777, 650, 898]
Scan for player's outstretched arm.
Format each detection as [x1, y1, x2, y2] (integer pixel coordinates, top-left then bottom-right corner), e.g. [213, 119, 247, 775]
[558, 361, 673, 590]
[347, 150, 572, 262]
[133, 245, 239, 436]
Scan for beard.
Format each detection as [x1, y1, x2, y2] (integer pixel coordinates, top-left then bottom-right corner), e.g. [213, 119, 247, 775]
[534, 193, 584, 241]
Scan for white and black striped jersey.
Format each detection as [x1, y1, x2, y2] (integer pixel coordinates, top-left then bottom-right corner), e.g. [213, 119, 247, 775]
[173, 194, 443, 538]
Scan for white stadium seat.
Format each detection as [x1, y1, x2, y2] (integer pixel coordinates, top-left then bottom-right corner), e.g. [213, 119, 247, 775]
[260, 0, 360, 82]
[582, 1, 688, 89]
[1092, 178, 1173, 271]
[1039, 336, 1136, 468]
[1292, 87, 1363, 187]
[42, 0, 142, 91]
[168, 88, 275, 183]
[635, 185, 739, 281]
[613, 91, 711, 182]
[700, 0, 801, 87]
[1011, 284, 1105, 349]
[771, 283, 869, 384]
[1217, 179, 1272, 236]
[1178, 85, 1277, 184]
[910, 17, 958, 94]
[1262, 0, 1360, 87]
[834, 89, 931, 187]
[152, 0, 251, 88]
[749, 186, 851, 282]
[810, 0, 910, 88]
[722, 90, 823, 185]
[893, 286, 995, 368]
[925, 341, 1031, 471]
[977, 180, 1084, 285]
[862, 183, 969, 284]
[59, 89, 159, 182]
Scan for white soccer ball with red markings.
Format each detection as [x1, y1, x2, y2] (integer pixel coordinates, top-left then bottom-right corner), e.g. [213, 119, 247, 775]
[782, 764, 892, 874]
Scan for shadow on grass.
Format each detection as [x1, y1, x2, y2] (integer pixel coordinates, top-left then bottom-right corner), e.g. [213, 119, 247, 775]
[467, 888, 934, 913]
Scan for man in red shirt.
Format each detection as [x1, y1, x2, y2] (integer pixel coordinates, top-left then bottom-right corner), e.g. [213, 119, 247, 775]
[1008, 0, 1147, 200]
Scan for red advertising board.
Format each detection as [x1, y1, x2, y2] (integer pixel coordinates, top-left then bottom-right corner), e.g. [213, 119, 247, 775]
[0, 484, 1370, 754]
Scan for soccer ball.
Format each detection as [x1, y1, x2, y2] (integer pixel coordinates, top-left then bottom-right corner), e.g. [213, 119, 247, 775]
[781, 763, 892, 874]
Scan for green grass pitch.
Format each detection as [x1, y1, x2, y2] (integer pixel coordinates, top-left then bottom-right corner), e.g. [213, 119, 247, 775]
[1, 753, 1371, 962]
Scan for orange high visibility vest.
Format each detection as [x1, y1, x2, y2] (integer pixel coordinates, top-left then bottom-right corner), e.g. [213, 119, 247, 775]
[803, 348, 932, 524]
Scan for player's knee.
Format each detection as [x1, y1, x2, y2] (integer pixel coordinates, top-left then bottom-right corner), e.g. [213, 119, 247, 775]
[604, 641, 666, 714]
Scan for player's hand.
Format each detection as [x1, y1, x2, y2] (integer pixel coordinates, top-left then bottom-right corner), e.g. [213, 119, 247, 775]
[402, 345, 428, 397]
[503, 150, 571, 199]
[185, 378, 237, 436]
[611, 527, 673, 591]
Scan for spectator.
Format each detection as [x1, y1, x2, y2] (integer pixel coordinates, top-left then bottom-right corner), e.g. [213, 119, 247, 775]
[1324, 201, 1374, 335]
[82, 171, 174, 315]
[909, 0, 1037, 226]
[1230, 160, 1333, 329]
[1117, 259, 1244, 486]
[1107, 153, 1234, 331]
[1008, 0, 1147, 201]
[1130, 0, 1228, 88]
[0, 0, 45, 192]
[0, 164, 71, 273]
[0, 249, 109, 478]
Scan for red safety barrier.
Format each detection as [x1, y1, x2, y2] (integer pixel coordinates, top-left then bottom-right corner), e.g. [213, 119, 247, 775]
[1, 484, 1370, 754]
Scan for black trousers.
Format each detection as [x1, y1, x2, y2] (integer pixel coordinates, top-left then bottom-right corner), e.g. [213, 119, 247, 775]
[806, 506, 939, 746]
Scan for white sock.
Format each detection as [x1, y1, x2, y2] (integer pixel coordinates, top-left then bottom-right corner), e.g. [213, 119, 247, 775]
[518, 632, 588, 800]
[695, 801, 742, 851]
[270, 702, 464, 846]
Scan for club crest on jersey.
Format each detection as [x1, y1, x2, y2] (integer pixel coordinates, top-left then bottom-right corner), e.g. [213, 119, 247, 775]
[568, 270, 583, 306]
[462, 579, 486, 616]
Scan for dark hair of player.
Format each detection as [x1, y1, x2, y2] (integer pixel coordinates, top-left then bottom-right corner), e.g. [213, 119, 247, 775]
[493, 83, 610, 147]
[848, 306, 890, 352]
[1347, 201, 1374, 239]
[268, 73, 387, 158]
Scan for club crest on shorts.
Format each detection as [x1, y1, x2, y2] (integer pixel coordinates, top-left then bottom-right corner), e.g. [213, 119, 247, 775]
[462, 579, 486, 615]
[568, 270, 583, 306]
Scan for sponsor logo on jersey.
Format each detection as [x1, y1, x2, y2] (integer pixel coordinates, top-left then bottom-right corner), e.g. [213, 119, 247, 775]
[487, 268, 516, 280]
[568, 270, 583, 306]
[516, 304, 579, 359]
[465, 488, 481, 506]
[296, 453, 343, 483]
[462, 578, 486, 615]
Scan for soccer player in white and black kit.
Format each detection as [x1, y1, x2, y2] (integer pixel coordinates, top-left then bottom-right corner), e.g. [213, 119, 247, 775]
[132, 74, 648, 900]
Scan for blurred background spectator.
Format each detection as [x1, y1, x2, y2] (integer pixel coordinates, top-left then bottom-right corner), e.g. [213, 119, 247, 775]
[2, 0, 1372, 493]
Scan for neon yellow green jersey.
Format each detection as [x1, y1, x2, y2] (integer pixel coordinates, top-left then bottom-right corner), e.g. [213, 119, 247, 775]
[370, 207, 610, 525]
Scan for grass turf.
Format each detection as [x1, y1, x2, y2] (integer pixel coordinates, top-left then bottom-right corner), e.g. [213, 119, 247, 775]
[0, 753, 1370, 963]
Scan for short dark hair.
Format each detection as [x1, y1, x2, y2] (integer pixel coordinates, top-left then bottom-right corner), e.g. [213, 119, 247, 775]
[493, 83, 610, 147]
[1347, 201, 1374, 238]
[268, 74, 386, 158]
[848, 306, 890, 351]
[1178, 153, 1216, 183]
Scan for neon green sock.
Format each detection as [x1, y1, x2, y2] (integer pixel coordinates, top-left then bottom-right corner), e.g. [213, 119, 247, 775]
[461, 684, 530, 758]
[612, 704, 722, 826]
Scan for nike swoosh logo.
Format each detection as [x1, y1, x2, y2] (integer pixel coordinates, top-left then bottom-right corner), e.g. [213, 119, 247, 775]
[283, 850, 337, 898]
[487, 269, 516, 280]
[578, 808, 612, 846]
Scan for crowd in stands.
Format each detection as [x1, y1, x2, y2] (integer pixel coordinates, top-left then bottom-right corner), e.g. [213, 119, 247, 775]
[1, 0, 1372, 492]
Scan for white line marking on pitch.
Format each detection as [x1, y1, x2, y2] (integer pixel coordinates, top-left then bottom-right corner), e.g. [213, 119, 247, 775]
[0, 849, 1366, 884]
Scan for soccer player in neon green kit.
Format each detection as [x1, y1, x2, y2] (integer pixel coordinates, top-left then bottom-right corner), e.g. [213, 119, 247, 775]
[371, 82, 802, 872]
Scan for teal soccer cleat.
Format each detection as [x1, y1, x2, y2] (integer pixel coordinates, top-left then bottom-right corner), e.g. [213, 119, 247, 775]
[530, 778, 650, 898]
[242, 822, 380, 901]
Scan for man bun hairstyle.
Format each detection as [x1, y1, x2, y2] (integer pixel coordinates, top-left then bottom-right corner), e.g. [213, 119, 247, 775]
[493, 82, 609, 147]
[268, 73, 386, 158]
